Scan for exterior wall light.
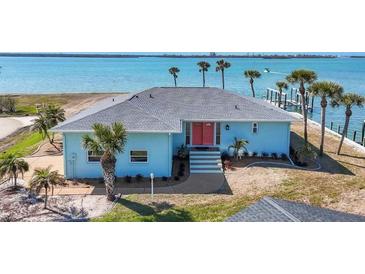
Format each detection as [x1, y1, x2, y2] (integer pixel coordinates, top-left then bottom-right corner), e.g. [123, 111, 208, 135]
[225, 124, 230, 131]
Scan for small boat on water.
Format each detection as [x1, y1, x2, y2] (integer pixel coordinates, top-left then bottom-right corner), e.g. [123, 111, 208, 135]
[264, 68, 270, 73]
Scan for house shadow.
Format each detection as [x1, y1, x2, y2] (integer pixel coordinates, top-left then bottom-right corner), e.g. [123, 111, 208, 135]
[217, 176, 233, 195]
[116, 198, 193, 221]
[290, 132, 355, 176]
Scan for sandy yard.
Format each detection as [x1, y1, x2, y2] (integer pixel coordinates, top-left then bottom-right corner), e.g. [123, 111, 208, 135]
[0, 186, 115, 221]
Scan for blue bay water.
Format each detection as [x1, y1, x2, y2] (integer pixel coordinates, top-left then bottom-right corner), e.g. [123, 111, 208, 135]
[0, 56, 365, 140]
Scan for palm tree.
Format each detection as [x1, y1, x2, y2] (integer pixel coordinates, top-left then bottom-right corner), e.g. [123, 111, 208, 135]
[29, 166, 64, 209]
[33, 104, 65, 151]
[331, 93, 365, 155]
[45, 104, 65, 127]
[45, 104, 65, 144]
[0, 153, 29, 187]
[33, 114, 58, 151]
[286, 69, 317, 144]
[168, 67, 180, 87]
[275, 81, 289, 108]
[82, 122, 127, 200]
[244, 70, 261, 97]
[197, 61, 210, 87]
[215, 59, 231, 89]
[228, 137, 249, 159]
[308, 81, 343, 156]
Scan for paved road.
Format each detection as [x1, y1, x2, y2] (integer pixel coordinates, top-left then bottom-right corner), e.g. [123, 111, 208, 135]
[0, 116, 37, 139]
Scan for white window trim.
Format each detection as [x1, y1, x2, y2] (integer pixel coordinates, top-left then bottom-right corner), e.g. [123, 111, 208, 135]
[185, 122, 191, 145]
[252, 122, 259, 134]
[86, 150, 103, 164]
[129, 150, 149, 164]
[215, 122, 221, 145]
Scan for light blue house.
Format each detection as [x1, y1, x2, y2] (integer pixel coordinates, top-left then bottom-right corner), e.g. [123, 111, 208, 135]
[52, 87, 293, 179]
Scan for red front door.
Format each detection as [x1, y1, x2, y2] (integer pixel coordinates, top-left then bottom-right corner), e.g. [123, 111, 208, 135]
[192, 122, 214, 145]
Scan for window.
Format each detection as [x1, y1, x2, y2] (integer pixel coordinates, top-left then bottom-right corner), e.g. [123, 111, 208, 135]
[185, 122, 191, 145]
[215, 122, 221, 145]
[87, 150, 103, 162]
[130, 150, 148, 163]
[252, 122, 258, 134]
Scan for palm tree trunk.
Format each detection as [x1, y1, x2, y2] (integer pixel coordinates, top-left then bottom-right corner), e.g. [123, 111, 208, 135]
[337, 108, 351, 155]
[319, 97, 327, 156]
[203, 71, 206, 87]
[221, 70, 225, 89]
[45, 130, 61, 152]
[250, 78, 255, 97]
[300, 83, 308, 144]
[174, 76, 177, 87]
[101, 154, 116, 201]
[44, 187, 48, 209]
[13, 172, 17, 187]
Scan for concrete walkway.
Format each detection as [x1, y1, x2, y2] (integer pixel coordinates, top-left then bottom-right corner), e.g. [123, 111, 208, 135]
[91, 173, 228, 195]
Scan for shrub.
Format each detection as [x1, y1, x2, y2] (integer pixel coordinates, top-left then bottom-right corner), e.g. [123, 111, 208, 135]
[295, 145, 317, 163]
[271, 153, 278, 159]
[252, 152, 258, 157]
[262, 152, 269, 158]
[221, 151, 230, 161]
[244, 151, 249, 157]
[178, 170, 184, 177]
[281, 153, 288, 160]
[162, 176, 168, 181]
[124, 175, 132, 183]
[174, 176, 180, 181]
[135, 174, 143, 182]
[179, 162, 185, 169]
[177, 145, 188, 159]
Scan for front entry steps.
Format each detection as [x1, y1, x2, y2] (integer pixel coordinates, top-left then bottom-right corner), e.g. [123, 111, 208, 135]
[189, 150, 223, 174]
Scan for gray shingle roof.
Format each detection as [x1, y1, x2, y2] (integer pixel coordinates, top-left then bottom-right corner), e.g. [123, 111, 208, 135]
[226, 197, 365, 222]
[52, 87, 294, 132]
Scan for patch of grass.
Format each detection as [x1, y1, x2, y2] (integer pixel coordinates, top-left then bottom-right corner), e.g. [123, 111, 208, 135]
[14, 105, 38, 115]
[93, 195, 256, 222]
[272, 175, 365, 207]
[1, 131, 43, 158]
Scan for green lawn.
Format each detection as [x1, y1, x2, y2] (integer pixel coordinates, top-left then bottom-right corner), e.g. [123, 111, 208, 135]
[93, 195, 256, 222]
[1, 131, 43, 158]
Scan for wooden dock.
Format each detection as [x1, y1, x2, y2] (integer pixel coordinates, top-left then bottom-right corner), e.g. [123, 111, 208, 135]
[265, 88, 314, 111]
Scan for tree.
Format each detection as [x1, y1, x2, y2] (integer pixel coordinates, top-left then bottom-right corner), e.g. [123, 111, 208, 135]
[29, 166, 64, 209]
[331, 93, 365, 155]
[33, 104, 65, 151]
[308, 81, 343, 156]
[82, 122, 127, 201]
[244, 70, 261, 97]
[228, 137, 249, 159]
[197, 61, 210, 87]
[0, 153, 29, 187]
[286, 69, 317, 144]
[275, 81, 289, 108]
[0, 96, 16, 113]
[168, 67, 180, 87]
[215, 59, 231, 89]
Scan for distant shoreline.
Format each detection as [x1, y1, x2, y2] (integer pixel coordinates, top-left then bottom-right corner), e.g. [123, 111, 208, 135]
[0, 53, 341, 59]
